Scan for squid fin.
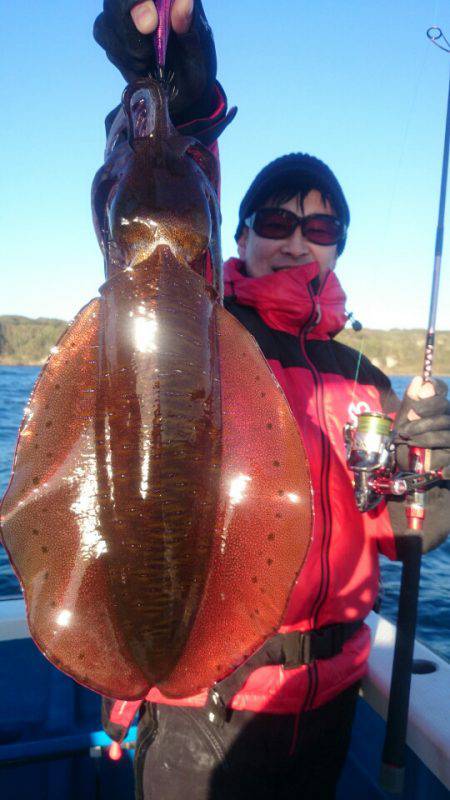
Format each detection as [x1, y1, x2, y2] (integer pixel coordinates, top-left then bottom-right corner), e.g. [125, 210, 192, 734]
[0, 298, 149, 699]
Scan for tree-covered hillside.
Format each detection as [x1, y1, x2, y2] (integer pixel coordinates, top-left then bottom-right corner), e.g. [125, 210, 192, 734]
[0, 316, 67, 365]
[336, 328, 450, 375]
[0, 315, 449, 374]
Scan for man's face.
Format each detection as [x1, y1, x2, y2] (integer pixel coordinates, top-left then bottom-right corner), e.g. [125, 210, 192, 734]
[237, 190, 339, 279]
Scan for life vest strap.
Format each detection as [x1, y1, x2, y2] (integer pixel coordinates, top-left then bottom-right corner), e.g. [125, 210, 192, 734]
[206, 619, 364, 725]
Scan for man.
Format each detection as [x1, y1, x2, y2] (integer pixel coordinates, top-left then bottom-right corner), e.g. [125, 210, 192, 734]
[94, 3, 450, 798]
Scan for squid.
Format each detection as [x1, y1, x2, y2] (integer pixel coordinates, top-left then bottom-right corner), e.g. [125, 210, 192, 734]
[0, 10, 312, 701]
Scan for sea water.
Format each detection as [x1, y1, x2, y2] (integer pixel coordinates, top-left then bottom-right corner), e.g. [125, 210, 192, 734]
[0, 366, 449, 661]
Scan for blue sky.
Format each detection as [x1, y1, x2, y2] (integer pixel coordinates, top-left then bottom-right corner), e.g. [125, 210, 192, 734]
[2, 0, 450, 330]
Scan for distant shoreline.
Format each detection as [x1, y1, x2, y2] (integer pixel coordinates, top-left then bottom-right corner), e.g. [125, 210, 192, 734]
[1, 315, 449, 376]
[0, 359, 47, 367]
[0, 360, 449, 378]
[1, 362, 449, 378]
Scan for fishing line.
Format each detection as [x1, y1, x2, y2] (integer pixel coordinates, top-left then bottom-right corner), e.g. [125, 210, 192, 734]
[349, 335, 365, 408]
[378, 44, 431, 263]
[349, 29, 433, 387]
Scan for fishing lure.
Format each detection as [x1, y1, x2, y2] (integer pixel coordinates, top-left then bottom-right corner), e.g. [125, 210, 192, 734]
[0, 74, 312, 700]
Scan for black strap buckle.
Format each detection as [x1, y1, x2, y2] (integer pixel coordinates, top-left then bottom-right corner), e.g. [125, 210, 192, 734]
[282, 621, 362, 670]
[283, 631, 313, 669]
[299, 632, 313, 666]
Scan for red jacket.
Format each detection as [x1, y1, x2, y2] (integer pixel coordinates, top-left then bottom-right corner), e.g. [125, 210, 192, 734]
[145, 257, 399, 715]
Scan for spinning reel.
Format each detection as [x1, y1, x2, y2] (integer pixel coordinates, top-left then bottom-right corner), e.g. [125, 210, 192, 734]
[344, 412, 442, 520]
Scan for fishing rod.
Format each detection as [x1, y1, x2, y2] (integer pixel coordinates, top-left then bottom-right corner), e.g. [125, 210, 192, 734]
[422, 27, 450, 381]
[344, 26, 450, 794]
[380, 27, 450, 795]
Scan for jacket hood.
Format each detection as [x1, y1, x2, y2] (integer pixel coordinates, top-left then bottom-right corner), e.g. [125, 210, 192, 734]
[223, 258, 348, 338]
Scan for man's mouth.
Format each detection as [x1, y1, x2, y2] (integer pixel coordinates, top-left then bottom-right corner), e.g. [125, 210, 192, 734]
[271, 260, 314, 273]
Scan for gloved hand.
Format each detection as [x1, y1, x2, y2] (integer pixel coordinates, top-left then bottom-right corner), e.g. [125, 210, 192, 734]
[93, 0, 217, 125]
[388, 376, 450, 554]
[395, 376, 450, 471]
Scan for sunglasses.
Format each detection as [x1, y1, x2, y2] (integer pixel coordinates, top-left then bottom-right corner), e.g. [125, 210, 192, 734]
[245, 208, 346, 246]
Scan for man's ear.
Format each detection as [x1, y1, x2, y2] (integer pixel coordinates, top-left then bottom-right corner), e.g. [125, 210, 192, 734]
[237, 227, 249, 260]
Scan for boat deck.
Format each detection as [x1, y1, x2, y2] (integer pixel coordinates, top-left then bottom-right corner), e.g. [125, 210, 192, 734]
[0, 601, 448, 799]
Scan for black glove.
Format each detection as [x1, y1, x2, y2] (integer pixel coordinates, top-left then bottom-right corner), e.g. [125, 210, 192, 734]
[388, 377, 450, 553]
[93, 0, 217, 125]
[394, 377, 450, 472]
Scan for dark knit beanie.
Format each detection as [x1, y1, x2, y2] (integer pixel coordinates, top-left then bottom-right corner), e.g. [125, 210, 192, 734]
[235, 153, 350, 255]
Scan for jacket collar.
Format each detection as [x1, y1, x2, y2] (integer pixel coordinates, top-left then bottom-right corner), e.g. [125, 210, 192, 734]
[223, 258, 348, 339]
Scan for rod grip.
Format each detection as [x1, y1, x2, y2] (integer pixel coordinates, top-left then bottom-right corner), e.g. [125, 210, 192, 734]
[380, 535, 422, 793]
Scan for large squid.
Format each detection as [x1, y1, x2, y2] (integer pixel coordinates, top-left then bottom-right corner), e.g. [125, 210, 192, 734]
[0, 7, 312, 701]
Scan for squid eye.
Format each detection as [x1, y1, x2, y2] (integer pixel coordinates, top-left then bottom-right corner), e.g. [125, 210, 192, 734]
[129, 91, 156, 140]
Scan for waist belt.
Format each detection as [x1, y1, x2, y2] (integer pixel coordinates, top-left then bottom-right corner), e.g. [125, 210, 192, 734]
[206, 619, 364, 725]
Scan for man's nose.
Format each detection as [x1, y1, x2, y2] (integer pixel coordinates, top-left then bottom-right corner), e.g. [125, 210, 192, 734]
[281, 225, 310, 257]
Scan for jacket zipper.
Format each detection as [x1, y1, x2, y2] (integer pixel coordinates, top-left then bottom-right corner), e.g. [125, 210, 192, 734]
[298, 277, 334, 711]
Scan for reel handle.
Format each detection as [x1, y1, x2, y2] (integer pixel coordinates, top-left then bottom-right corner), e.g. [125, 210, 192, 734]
[405, 446, 429, 532]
